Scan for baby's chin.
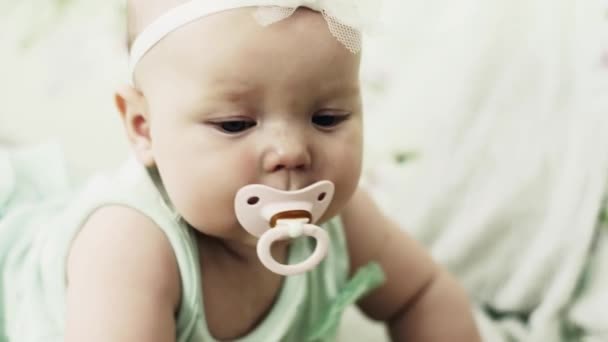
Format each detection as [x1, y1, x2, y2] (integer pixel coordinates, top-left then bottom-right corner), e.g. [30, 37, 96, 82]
[190, 220, 259, 245]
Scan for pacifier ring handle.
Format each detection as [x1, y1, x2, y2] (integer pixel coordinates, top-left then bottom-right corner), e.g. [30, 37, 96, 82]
[257, 224, 329, 276]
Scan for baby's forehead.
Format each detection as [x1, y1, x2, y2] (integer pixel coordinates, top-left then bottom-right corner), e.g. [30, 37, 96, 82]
[129, 2, 360, 103]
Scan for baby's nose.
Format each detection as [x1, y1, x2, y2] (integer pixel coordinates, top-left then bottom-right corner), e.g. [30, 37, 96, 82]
[263, 135, 311, 172]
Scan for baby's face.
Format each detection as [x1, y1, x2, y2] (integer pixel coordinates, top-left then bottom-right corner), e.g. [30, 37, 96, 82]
[133, 8, 362, 244]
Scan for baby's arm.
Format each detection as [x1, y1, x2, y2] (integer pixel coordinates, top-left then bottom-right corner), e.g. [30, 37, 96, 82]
[342, 189, 481, 341]
[65, 206, 181, 342]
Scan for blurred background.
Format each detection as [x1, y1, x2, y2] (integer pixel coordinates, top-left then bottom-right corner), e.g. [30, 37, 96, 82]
[2, 0, 608, 340]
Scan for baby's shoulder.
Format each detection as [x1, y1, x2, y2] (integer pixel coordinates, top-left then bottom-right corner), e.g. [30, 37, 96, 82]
[67, 205, 181, 307]
[63, 205, 182, 339]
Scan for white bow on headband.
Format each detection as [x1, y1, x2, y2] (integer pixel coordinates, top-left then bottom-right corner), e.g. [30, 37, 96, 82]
[129, 0, 379, 81]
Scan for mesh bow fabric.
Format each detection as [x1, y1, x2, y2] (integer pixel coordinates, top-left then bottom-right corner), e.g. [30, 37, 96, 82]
[253, 0, 376, 54]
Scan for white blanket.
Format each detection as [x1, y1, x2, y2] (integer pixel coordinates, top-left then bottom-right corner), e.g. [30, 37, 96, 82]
[362, 0, 608, 340]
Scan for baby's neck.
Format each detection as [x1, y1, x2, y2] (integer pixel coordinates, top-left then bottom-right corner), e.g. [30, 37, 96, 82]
[196, 232, 289, 270]
[196, 233, 288, 339]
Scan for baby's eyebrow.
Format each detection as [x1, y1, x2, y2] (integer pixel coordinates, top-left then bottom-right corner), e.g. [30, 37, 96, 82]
[318, 83, 360, 100]
[207, 79, 262, 102]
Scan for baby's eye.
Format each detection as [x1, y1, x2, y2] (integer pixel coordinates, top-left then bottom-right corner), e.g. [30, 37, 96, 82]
[311, 112, 350, 129]
[211, 120, 257, 134]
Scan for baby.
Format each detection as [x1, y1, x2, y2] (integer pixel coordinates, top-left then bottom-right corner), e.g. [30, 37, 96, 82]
[0, 0, 481, 341]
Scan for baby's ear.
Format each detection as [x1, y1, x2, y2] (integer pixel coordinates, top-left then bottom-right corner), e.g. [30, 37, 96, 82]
[114, 84, 155, 167]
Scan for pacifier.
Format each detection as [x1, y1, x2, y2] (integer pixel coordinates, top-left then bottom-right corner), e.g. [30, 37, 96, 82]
[234, 181, 334, 275]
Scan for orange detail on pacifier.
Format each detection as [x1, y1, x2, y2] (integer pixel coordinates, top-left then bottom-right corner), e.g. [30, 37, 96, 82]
[269, 210, 312, 228]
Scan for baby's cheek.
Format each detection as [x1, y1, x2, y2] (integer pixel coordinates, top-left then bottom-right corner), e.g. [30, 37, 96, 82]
[332, 136, 363, 178]
[233, 147, 259, 179]
[323, 150, 362, 218]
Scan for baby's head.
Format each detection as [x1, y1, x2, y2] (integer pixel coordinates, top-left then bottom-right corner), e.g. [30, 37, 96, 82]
[116, 0, 365, 245]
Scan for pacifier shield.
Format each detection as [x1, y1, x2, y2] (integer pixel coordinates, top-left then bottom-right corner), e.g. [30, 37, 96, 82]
[234, 181, 334, 237]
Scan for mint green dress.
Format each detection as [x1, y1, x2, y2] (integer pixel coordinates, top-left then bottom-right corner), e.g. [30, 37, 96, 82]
[0, 145, 384, 342]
